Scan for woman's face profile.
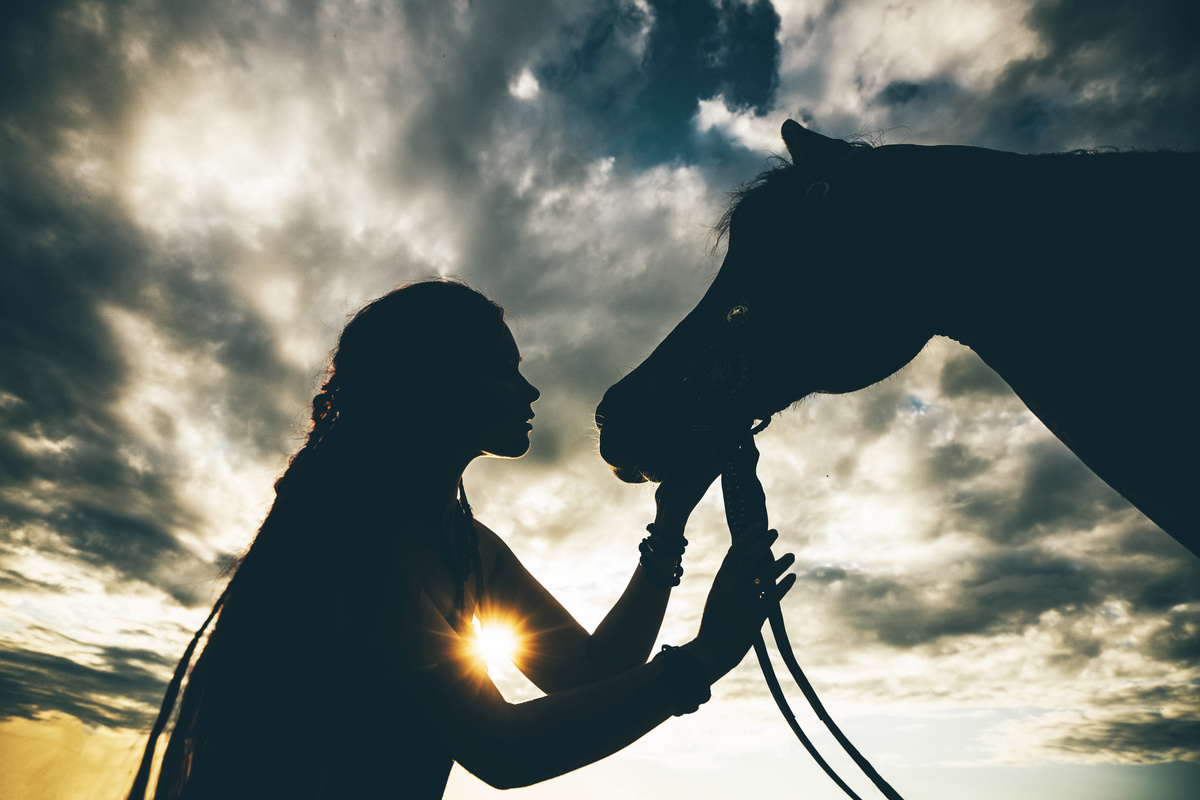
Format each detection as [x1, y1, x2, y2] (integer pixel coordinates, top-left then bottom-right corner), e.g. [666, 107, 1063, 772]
[455, 322, 540, 459]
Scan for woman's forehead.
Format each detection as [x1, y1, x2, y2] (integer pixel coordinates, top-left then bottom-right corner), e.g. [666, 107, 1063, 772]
[480, 322, 520, 359]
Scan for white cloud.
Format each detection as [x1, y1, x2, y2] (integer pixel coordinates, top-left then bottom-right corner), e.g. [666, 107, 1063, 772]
[771, 0, 1043, 140]
[695, 96, 784, 153]
[509, 68, 541, 100]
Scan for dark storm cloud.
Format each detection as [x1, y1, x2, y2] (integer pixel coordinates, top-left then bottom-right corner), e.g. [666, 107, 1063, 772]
[387, 0, 564, 189]
[1146, 606, 1200, 663]
[0, 164, 213, 604]
[873, 80, 962, 112]
[0, 2, 137, 137]
[1052, 715, 1200, 763]
[1029, 682, 1200, 764]
[0, 1, 316, 605]
[540, 0, 781, 164]
[815, 0, 1200, 152]
[939, 351, 1012, 399]
[982, 0, 1200, 150]
[814, 547, 1099, 647]
[0, 637, 173, 728]
[924, 442, 991, 484]
[948, 439, 1129, 546]
[0, 155, 306, 605]
[0, 166, 137, 439]
[805, 525, 1200, 652]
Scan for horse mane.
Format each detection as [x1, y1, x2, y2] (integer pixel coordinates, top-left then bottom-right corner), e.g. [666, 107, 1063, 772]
[712, 139, 1200, 256]
[713, 143, 875, 247]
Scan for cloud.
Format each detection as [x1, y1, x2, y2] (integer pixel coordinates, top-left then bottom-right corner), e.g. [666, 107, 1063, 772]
[952, 439, 1131, 546]
[807, 547, 1098, 647]
[0, 171, 219, 604]
[990, 686, 1200, 765]
[984, 0, 1200, 151]
[939, 350, 1013, 398]
[737, 336, 1197, 771]
[1, 5, 1197, 793]
[1146, 606, 1200, 663]
[539, 0, 781, 164]
[770, 0, 1200, 152]
[0, 637, 173, 729]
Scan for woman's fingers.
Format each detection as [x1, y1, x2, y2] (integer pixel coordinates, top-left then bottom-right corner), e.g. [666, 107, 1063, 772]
[696, 528, 798, 677]
[766, 572, 797, 604]
[748, 554, 795, 599]
[715, 527, 796, 604]
[723, 528, 780, 584]
[764, 551, 795, 581]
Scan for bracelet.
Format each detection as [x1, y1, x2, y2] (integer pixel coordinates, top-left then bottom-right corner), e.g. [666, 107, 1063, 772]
[639, 523, 687, 587]
[653, 644, 712, 716]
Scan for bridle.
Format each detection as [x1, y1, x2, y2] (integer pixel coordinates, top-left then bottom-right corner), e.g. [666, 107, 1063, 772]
[690, 149, 907, 800]
[715, 426, 904, 800]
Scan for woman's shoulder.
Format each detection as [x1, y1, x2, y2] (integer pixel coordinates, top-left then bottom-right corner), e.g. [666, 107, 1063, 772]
[471, 518, 525, 589]
[472, 517, 505, 549]
[472, 517, 507, 571]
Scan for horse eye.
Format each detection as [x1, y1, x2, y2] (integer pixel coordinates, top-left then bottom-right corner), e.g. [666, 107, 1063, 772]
[726, 305, 750, 324]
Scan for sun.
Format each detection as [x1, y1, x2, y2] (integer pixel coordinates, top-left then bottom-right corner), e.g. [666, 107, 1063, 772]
[471, 615, 520, 670]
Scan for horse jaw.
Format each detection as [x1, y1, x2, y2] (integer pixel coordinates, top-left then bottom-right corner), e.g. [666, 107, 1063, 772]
[595, 370, 693, 485]
[596, 350, 789, 485]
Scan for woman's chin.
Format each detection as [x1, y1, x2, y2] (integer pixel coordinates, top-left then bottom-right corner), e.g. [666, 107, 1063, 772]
[482, 434, 531, 459]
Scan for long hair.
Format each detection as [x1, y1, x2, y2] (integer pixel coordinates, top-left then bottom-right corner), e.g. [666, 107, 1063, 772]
[128, 279, 506, 799]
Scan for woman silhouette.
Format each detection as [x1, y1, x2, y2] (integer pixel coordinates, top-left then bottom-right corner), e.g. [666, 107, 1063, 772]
[127, 278, 795, 799]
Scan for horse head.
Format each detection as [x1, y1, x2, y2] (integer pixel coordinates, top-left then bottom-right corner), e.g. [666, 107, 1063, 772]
[596, 120, 935, 483]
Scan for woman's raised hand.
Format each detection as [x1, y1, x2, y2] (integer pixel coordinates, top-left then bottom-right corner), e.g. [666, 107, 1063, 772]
[690, 526, 796, 680]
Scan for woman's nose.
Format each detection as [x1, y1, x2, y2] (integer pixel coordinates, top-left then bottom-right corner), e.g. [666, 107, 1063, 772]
[524, 375, 540, 403]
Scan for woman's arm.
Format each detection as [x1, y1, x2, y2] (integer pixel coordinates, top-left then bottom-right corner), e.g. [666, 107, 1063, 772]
[480, 466, 721, 691]
[390, 523, 795, 790]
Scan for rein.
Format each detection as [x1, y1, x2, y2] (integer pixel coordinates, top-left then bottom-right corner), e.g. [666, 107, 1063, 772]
[691, 147, 907, 800]
[715, 424, 904, 800]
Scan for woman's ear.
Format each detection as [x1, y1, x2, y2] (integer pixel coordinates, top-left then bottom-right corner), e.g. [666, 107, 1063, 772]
[396, 373, 465, 431]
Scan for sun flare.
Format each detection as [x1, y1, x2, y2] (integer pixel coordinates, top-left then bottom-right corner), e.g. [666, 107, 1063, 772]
[471, 615, 520, 670]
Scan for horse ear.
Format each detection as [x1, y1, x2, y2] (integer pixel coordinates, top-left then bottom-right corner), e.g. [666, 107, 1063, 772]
[781, 119, 852, 166]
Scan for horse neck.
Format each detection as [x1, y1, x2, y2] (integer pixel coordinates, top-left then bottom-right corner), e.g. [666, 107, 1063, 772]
[857, 145, 1200, 346]
[869, 144, 1198, 541]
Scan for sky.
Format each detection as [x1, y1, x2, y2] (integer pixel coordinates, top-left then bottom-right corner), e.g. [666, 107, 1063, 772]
[1, 1, 1198, 798]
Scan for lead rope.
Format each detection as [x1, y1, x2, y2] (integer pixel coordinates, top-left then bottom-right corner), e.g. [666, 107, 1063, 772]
[719, 422, 906, 800]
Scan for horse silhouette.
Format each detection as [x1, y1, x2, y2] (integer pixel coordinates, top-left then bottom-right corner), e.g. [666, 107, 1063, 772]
[597, 119, 1197, 557]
